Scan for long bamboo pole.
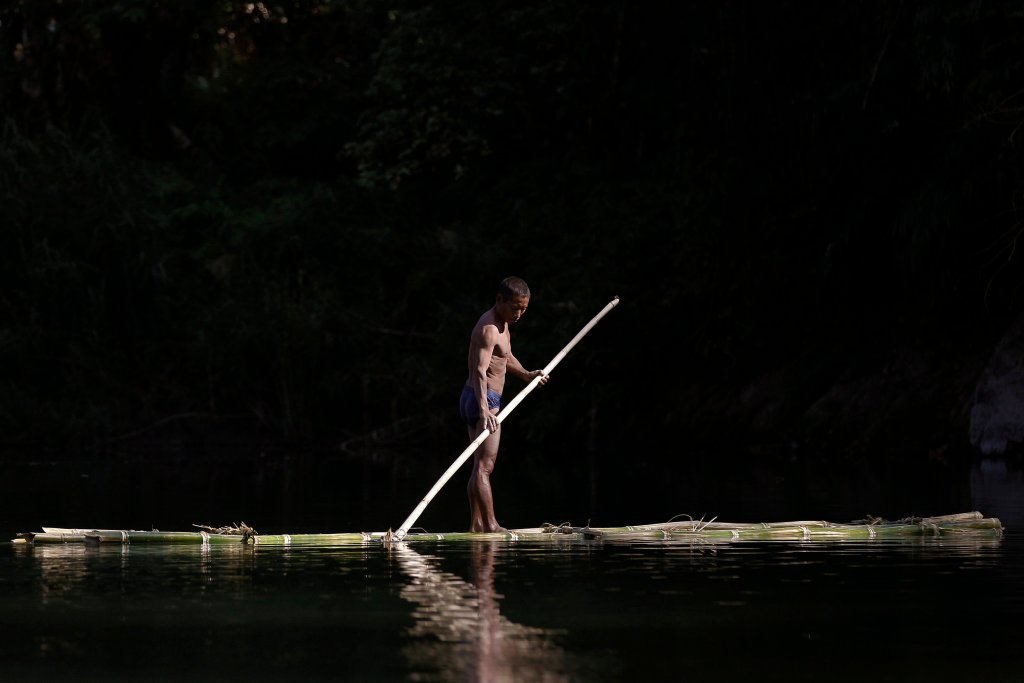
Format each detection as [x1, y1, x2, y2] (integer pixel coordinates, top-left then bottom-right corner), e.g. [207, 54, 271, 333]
[393, 296, 620, 540]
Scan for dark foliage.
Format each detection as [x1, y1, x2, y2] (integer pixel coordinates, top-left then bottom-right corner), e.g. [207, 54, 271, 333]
[1, 1, 1022, 476]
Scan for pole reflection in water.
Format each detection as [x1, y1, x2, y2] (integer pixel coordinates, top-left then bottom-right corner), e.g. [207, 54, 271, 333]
[393, 541, 574, 682]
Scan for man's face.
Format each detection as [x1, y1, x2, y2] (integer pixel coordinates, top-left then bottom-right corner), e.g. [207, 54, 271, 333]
[496, 294, 530, 325]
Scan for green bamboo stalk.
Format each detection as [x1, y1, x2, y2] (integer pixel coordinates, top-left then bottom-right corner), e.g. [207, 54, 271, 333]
[250, 533, 377, 546]
[12, 532, 88, 544]
[590, 518, 1004, 542]
[248, 529, 573, 546]
[83, 530, 247, 544]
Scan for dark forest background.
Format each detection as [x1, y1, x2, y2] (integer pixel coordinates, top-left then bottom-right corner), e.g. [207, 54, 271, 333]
[2, 1, 1023, 529]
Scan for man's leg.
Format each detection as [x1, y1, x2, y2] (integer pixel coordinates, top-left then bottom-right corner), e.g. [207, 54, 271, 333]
[467, 425, 483, 530]
[467, 422, 503, 532]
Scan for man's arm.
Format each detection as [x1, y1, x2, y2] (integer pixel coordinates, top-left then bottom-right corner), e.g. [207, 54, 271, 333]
[507, 354, 549, 385]
[472, 325, 500, 431]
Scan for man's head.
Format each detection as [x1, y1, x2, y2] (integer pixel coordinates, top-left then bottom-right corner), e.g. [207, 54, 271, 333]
[497, 276, 530, 299]
[495, 276, 531, 325]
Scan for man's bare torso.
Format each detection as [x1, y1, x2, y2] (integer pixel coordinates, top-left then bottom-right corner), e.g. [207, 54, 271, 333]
[467, 309, 510, 395]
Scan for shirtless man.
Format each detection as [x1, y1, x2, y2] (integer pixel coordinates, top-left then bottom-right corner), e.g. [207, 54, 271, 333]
[459, 276, 548, 532]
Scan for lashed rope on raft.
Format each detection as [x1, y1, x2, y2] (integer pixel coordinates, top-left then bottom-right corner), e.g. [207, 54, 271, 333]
[193, 521, 257, 541]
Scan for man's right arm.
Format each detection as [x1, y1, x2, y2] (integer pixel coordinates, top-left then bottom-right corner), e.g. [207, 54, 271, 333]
[472, 325, 499, 431]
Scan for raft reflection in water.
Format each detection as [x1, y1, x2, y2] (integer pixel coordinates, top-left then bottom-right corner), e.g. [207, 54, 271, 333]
[394, 541, 575, 682]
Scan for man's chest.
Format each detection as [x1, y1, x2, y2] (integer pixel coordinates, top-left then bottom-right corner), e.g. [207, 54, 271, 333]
[491, 330, 512, 357]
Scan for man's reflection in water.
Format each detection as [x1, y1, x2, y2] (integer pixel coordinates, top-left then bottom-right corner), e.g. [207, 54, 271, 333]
[394, 540, 572, 682]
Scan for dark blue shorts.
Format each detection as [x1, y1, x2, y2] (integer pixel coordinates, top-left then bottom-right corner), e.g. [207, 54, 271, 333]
[459, 385, 501, 426]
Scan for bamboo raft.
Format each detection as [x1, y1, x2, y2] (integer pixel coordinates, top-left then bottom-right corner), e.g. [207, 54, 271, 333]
[10, 512, 1003, 546]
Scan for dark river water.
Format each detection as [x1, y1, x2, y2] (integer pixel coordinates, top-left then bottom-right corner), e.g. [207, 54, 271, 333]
[2, 455, 1022, 682]
[2, 532, 1022, 682]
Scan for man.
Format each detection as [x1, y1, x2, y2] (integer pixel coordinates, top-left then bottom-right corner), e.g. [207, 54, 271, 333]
[459, 276, 548, 532]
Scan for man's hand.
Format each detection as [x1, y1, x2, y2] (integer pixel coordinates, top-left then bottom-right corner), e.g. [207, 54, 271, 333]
[529, 370, 550, 386]
[480, 412, 499, 433]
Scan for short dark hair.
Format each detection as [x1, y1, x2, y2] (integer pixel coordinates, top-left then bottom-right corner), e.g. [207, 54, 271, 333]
[497, 276, 530, 299]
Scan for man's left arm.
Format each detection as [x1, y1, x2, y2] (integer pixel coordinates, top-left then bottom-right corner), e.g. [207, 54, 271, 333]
[507, 354, 549, 385]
